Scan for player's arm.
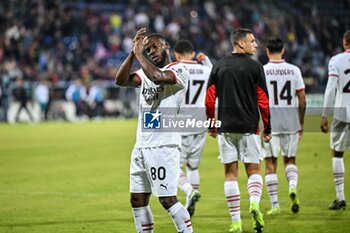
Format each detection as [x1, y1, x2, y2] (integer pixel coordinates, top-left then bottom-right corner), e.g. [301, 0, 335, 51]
[115, 29, 146, 87]
[115, 52, 141, 87]
[296, 89, 306, 138]
[133, 34, 177, 85]
[205, 69, 218, 138]
[321, 58, 338, 133]
[197, 52, 213, 68]
[256, 65, 272, 142]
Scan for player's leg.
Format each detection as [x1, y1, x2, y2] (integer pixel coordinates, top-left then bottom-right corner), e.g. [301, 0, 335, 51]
[262, 137, 280, 215]
[242, 134, 264, 233]
[283, 156, 300, 213]
[159, 196, 193, 233]
[178, 136, 195, 209]
[131, 193, 154, 233]
[15, 103, 24, 122]
[146, 146, 193, 233]
[265, 157, 280, 214]
[329, 150, 346, 210]
[219, 134, 242, 233]
[184, 133, 206, 216]
[282, 133, 300, 213]
[129, 148, 154, 233]
[23, 103, 34, 121]
[224, 162, 241, 233]
[328, 119, 347, 210]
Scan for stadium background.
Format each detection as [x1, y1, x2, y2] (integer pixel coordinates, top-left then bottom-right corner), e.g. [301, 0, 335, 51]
[0, 0, 349, 121]
[0, 0, 350, 233]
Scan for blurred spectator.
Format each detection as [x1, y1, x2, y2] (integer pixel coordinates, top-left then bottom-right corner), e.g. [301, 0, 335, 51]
[12, 78, 33, 122]
[87, 80, 105, 118]
[34, 78, 50, 121]
[65, 79, 87, 118]
[0, 0, 348, 111]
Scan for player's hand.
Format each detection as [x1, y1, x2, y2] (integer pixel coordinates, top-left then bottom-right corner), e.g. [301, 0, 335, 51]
[133, 27, 146, 43]
[196, 52, 207, 62]
[132, 28, 147, 56]
[320, 116, 328, 133]
[298, 129, 304, 140]
[208, 128, 218, 138]
[298, 125, 304, 139]
[263, 133, 272, 143]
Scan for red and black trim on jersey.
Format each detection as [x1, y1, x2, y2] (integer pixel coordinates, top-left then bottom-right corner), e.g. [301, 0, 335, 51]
[205, 53, 271, 134]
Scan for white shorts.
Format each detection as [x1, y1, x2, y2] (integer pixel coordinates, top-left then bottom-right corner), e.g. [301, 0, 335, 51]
[180, 132, 206, 168]
[262, 133, 299, 158]
[129, 146, 180, 197]
[331, 119, 350, 152]
[218, 133, 262, 164]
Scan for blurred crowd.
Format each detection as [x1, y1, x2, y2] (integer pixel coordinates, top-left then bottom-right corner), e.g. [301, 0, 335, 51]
[0, 0, 349, 122]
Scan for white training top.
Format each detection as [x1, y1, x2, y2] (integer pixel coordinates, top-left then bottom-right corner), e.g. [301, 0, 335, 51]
[322, 50, 350, 123]
[134, 62, 189, 148]
[264, 60, 305, 133]
[178, 58, 212, 135]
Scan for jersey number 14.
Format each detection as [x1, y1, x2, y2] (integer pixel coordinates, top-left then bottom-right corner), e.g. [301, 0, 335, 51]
[270, 80, 292, 105]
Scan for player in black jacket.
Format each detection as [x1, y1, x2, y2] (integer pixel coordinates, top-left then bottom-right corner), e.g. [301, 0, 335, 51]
[205, 28, 271, 233]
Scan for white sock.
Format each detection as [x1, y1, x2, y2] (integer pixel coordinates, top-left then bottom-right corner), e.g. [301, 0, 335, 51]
[187, 167, 200, 190]
[247, 174, 263, 203]
[132, 206, 154, 233]
[285, 164, 298, 190]
[168, 202, 193, 233]
[179, 170, 193, 197]
[333, 157, 345, 201]
[224, 180, 241, 222]
[265, 174, 279, 208]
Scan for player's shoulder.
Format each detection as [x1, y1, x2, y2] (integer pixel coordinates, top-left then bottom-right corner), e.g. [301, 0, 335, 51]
[331, 51, 350, 61]
[248, 57, 264, 70]
[284, 62, 301, 71]
[163, 62, 189, 78]
[164, 61, 180, 69]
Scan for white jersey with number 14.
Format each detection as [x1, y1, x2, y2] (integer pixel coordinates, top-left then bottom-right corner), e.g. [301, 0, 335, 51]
[264, 60, 305, 133]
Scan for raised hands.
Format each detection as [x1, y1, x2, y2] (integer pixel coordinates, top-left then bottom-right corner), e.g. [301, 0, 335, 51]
[133, 27, 147, 57]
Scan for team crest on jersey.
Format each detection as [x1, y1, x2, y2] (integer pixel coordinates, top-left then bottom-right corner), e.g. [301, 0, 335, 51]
[143, 110, 162, 129]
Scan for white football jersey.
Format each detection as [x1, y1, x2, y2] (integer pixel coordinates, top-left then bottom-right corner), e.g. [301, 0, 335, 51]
[134, 62, 189, 148]
[322, 50, 350, 122]
[264, 60, 305, 133]
[178, 59, 212, 135]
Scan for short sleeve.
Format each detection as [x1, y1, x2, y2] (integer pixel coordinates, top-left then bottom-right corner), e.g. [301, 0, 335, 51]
[295, 67, 305, 91]
[166, 63, 189, 90]
[328, 57, 339, 77]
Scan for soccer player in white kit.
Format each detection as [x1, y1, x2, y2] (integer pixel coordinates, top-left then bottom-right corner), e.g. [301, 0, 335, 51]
[173, 40, 212, 217]
[321, 30, 350, 210]
[115, 28, 193, 233]
[262, 38, 306, 215]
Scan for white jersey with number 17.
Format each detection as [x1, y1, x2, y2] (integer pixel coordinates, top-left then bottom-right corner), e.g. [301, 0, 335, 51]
[179, 59, 212, 135]
[322, 50, 350, 123]
[263, 60, 305, 133]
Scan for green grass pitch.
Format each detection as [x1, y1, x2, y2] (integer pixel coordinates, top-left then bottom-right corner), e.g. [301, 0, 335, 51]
[0, 116, 349, 233]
